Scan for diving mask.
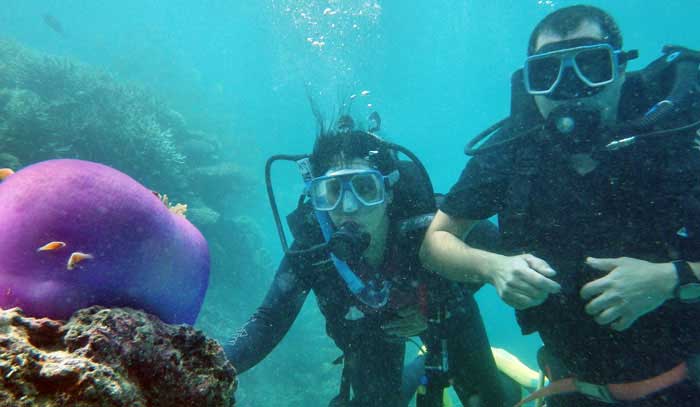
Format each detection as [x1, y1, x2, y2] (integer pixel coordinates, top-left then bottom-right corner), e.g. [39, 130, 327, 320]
[525, 39, 636, 98]
[308, 169, 399, 212]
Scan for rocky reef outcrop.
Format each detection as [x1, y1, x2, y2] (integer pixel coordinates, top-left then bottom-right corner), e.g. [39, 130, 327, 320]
[0, 306, 237, 407]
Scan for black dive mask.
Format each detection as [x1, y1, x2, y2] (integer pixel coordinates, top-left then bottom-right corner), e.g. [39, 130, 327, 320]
[546, 104, 605, 153]
[328, 221, 371, 263]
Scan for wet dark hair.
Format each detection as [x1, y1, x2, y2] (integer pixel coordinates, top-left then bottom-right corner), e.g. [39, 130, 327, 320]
[527, 5, 623, 55]
[310, 127, 397, 177]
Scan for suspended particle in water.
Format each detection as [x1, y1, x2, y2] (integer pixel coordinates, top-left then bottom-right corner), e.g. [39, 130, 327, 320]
[350, 94, 357, 99]
[367, 103, 373, 108]
[306, 37, 313, 42]
[360, 90, 370, 96]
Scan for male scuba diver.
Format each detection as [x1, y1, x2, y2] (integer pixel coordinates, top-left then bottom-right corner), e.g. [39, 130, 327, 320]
[224, 113, 518, 406]
[421, 5, 700, 407]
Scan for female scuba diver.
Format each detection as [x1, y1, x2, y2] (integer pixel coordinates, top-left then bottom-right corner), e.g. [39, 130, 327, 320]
[224, 113, 519, 407]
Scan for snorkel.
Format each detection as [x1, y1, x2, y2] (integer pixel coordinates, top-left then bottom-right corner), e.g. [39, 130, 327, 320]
[265, 137, 433, 309]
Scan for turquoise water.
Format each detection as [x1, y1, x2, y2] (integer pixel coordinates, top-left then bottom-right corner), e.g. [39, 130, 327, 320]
[3, 1, 700, 405]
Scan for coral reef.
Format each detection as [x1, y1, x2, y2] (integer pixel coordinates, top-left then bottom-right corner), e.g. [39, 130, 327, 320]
[188, 162, 257, 213]
[0, 38, 258, 210]
[0, 39, 186, 193]
[0, 306, 237, 407]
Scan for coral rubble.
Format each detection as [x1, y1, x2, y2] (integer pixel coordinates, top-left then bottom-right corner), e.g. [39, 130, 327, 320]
[0, 307, 237, 407]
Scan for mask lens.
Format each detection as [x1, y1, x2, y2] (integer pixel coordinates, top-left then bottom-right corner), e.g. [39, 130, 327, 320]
[350, 173, 383, 205]
[311, 177, 342, 210]
[575, 48, 614, 85]
[527, 56, 562, 92]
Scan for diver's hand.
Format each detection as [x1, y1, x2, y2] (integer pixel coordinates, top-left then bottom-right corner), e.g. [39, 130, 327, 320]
[581, 257, 677, 331]
[490, 254, 561, 310]
[381, 306, 428, 338]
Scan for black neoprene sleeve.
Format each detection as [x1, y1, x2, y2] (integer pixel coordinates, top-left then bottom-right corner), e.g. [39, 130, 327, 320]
[223, 256, 311, 373]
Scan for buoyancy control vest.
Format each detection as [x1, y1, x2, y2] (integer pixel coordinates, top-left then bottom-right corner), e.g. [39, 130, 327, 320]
[470, 47, 700, 381]
[470, 45, 700, 258]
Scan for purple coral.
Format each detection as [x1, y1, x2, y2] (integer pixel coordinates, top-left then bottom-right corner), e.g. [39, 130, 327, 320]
[0, 159, 209, 324]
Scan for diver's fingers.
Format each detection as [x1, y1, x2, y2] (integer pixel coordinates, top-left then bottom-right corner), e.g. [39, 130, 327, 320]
[507, 278, 547, 299]
[517, 266, 561, 294]
[585, 257, 621, 272]
[580, 276, 612, 300]
[502, 290, 545, 310]
[593, 306, 622, 326]
[522, 254, 557, 278]
[584, 291, 620, 316]
[611, 315, 636, 332]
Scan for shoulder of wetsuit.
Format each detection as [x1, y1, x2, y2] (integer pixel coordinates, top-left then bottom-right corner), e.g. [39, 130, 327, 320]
[618, 46, 700, 156]
[286, 200, 324, 247]
[389, 160, 436, 220]
[284, 201, 332, 273]
[639, 45, 700, 80]
[623, 45, 700, 121]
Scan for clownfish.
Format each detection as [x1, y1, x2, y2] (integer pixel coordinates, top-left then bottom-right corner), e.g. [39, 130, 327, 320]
[37, 241, 66, 252]
[67, 252, 93, 270]
[0, 168, 14, 181]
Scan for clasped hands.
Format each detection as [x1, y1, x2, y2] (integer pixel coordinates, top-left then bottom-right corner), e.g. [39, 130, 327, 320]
[491, 254, 678, 331]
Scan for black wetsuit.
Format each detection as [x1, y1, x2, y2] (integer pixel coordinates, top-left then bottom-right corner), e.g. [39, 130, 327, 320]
[441, 62, 700, 406]
[225, 164, 514, 407]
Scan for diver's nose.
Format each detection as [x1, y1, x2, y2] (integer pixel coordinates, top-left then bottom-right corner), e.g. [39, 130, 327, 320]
[550, 67, 599, 100]
[341, 190, 359, 213]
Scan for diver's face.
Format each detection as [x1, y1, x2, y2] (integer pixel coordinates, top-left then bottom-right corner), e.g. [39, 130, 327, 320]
[326, 157, 391, 237]
[533, 20, 626, 122]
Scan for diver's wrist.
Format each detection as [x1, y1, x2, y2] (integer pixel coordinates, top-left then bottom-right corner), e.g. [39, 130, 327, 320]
[659, 262, 679, 301]
[483, 253, 509, 286]
[671, 261, 700, 303]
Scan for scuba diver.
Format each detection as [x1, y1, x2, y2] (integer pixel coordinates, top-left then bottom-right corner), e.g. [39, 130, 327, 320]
[421, 5, 700, 407]
[224, 112, 519, 406]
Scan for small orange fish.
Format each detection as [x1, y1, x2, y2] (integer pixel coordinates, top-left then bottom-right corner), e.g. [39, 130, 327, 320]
[67, 252, 94, 270]
[0, 168, 14, 181]
[36, 241, 66, 252]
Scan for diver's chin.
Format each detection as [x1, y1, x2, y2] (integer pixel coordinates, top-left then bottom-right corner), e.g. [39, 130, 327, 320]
[333, 218, 364, 231]
[537, 93, 603, 120]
